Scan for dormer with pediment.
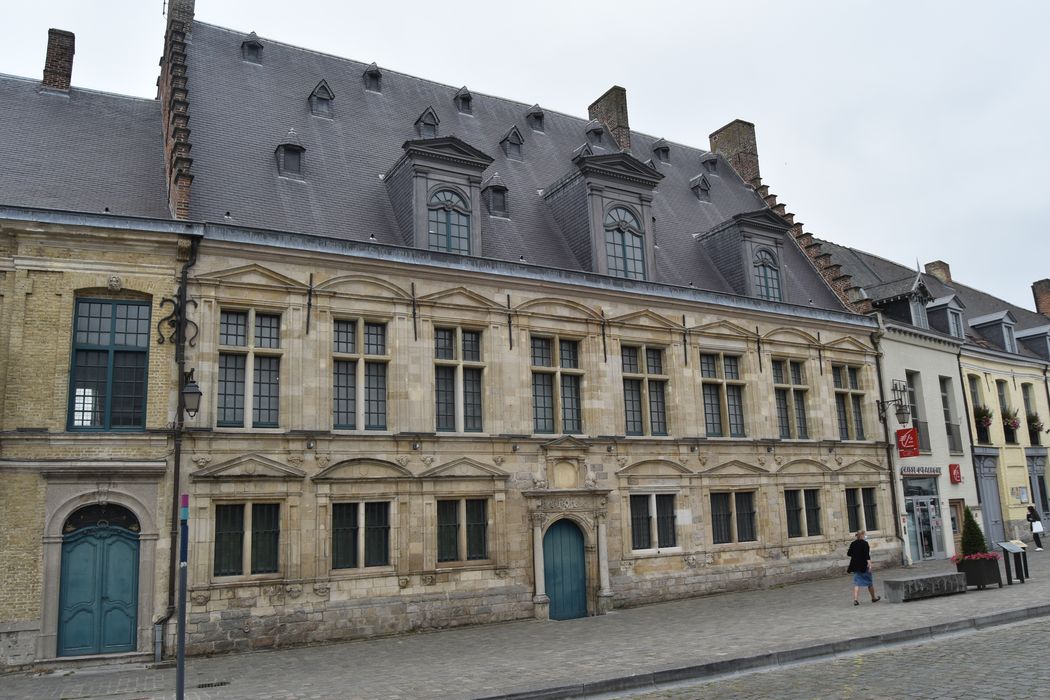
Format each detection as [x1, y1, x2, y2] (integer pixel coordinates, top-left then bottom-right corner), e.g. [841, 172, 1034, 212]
[694, 209, 792, 302]
[543, 150, 663, 280]
[383, 136, 495, 257]
[969, 310, 1019, 353]
[867, 272, 933, 329]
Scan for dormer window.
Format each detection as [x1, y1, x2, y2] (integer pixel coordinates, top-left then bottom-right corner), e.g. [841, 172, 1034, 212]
[454, 87, 473, 114]
[416, 108, 439, 138]
[526, 105, 544, 131]
[909, 297, 929, 329]
[690, 173, 711, 200]
[949, 310, 964, 338]
[604, 206, 645, 280]
[586, 121, 604, 147]
[275, 128, 305, 178]
[501, 127, 524, 160]
[363, 62, 382, 92]
[241, 32, 264, 63]
[753, 248, 782, 302]
[1005, 324, 1017, 353]
[428, 189, 471, 254]
[652, 139, 670, 163]
[700, 153, 718, 173]
[309, 80, 335, 118]
[482, 173, 508, 217]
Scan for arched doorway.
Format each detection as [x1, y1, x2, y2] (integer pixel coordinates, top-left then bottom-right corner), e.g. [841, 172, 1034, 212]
[543, 519, 587, 620]
[57, 504, 140, 656]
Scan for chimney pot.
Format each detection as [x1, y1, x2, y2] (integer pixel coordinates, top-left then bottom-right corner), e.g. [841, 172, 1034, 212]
[42, 29, 75, 91]
[1033, 279, 1050, 317]
[588, 86, 631, 152]
[709, 119, 761, 188]
[924, 260, 952, 284]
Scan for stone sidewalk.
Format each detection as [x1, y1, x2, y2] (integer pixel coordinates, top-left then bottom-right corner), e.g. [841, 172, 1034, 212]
[5, 552, 1050, 700]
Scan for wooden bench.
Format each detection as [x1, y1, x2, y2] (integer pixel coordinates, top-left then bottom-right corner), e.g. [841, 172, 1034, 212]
[882, 573, 967, 603]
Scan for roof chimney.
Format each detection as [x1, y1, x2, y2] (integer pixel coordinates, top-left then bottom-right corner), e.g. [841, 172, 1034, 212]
[159, 0, 197, 219]
[42, 29, 75, 91]
[588, 86, 630, 152]
[1033, 279, 1050, 318]
[924, 260, 952, 285]
[709, 120, 761, 188]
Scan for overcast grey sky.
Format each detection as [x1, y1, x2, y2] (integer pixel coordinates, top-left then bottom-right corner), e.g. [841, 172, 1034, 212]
[3, 1, 1047, 310]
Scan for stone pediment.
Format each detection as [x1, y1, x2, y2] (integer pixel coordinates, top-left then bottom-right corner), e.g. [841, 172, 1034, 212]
[762, 327, 819, 346]
[690, 319, 756, 340]
[732, 208, 792, 233]
[607, 309, 682, 331]
[616, 459, 692, 477]
[574, 152, 664, 188]
[419, 457, 509, 479]
[402, 135, 495, 169]
[312, 458, 414, 481]
[514, 297, 601, 321]
[191, 454, 305, 481]
[196, 263, 307, 290]
[418, 286, 503, 310]
[836, 459, 885, 474]
[314, 274, 411, 299]
[822, 336, 872, 353]
[775, 458, 832, 474]
[541, 435, 590, 453]
[702, 459, 767, 476]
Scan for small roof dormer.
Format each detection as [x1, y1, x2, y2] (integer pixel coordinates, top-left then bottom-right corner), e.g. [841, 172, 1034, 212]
[482, 172, 509, 217]
[454, 86, 473, 114]
[526, 104, 545, 131]
[241, 31, 263, 63]
[699, 152, 718, 173]
[500, 125, 524, 160]
[275, 128, 305, 179]
[690, 173, 711, 201]
[1017, 325, 1050, 360]
[969, 310, 1019, 353]
[926, 294, 967, 339]
[415, 107, 440, 138]
[309, 79, 335, 118]
[652, 138, 671, 163]
[363, 62, 382, 92]
[585, 119, 606, 147]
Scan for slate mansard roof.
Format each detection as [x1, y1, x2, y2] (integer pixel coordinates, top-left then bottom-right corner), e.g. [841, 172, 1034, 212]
[0, 74, 169, 219]
[182, 22, 844, 310]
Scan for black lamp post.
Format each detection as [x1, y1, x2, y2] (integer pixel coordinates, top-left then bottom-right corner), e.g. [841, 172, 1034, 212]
[182, 369, 202, 418]
[877, 379, 912, 425]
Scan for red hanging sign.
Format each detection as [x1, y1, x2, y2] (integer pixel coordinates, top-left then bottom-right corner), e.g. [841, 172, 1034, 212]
[896, 428, 919, 458]
[949, 463, 963, 484]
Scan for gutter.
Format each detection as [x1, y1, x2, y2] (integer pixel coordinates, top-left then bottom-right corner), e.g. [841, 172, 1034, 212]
[869, 326, 906, 564]
[957, 349, 981, 493]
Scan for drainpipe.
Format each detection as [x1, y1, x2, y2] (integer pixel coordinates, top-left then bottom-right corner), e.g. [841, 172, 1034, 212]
[157, 236, 200, 661]
[870, 329, 906, 565]
[957, 351, 980, 487]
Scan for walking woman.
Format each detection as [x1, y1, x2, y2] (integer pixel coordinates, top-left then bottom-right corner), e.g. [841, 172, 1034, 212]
[1027, 506, 1044, 551]
[847, 530, 880, 605]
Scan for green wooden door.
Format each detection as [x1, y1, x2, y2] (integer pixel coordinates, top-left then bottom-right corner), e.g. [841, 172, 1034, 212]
[58, 526, 139, 656]
[543, 519, 587, 620]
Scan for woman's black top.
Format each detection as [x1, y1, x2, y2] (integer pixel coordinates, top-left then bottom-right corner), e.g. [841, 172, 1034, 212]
[1027, 510, 1041, 523]
[846, 539, 870, 573]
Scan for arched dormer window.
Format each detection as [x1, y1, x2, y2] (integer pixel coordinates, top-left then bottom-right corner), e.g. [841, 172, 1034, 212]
[753, 248, 782, 301]
[416, 108, 439, 138]
[501, 126, 524, 160]
[604, 206, 645, 280]
[275, 128, 305, 178]
[428, 189, 471, 254]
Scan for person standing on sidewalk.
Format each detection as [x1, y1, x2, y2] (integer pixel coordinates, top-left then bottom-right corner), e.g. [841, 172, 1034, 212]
[847, 530, 880, 605]
[1027, 506, 1044, 551]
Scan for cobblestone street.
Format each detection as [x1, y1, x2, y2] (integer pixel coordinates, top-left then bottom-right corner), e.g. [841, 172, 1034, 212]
[622, 617, 1050, 700]
[5, 555, 1050, 699]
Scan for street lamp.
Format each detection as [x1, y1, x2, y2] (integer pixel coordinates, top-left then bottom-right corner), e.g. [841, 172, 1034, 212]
[877, 379, 911, 425]
[182, 369, 202, 418]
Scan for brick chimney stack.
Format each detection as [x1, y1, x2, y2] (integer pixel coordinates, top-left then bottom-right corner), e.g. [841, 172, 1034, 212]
[924, 260, 952, 285]
[709, 120, 761, 188]
[1033, 279, 1050, 317]
[42, 29, 75, 91]
[160, 0, 196, 219]
[588, 86, 631, 152]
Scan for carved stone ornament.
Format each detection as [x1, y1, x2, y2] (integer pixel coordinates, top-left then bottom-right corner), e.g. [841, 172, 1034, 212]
[287, 454, 304, 466]
[835, 455, 844, 466]
[316, 455, 332, 468]
[493, 456, 505, 466]
[584, 469, 597, 489]
[684, 554, 698, 569]
[398, 577, 410, 589]
[757, 456, 766, 466]
[529, 512, 548, 528]
[495, 568, 509, 579]
[697, 454, 708, 466]
[313, 582, 331, 597]
[192, 455, 212, 468]
[106, 275, 122, 291]
[190, 591, 211, 606]
[421, 456, 435, 467]
[619, 559, 635, 573]
[396, 456, 410, 467]
[285, 583, 303, 599]
[532, 475, 548, 490]
[422, 574, 437, 586]
[774, 455, 785, 466]
[542, 496, 581, 511]
[616, 456, 628, 468]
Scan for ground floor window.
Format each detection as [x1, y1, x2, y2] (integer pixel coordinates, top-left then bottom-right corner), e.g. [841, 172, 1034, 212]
[332, 501, 391, 569]
[845, 487, 878, 532]
[437, 498, 488, 562]
[629, 493, 677, 550]
[213, 503, 280, 576]
[711, 491, 756, 544]
[785, 488, 822, 537]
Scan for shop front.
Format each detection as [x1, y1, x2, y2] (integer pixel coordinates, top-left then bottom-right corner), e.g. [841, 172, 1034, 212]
[901, 466, 946, 561]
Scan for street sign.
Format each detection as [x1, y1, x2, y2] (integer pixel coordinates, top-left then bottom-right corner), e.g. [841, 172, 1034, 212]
[896, 428, 919, 458]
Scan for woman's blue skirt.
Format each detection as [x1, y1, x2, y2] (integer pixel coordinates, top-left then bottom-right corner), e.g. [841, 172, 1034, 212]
[852, 571, 873, 587]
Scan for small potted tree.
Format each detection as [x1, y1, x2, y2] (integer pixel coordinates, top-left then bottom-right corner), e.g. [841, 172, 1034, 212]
[952, 506, 1002, 590]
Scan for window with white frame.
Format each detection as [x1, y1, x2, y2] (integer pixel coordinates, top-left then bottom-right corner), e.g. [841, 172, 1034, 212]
[940, 376, 962, 452]
[333, 318, 389, 430]
[710, 491, 757, 544]
[436, 498, 489, 563]
[832, 364, 866, 440]
[845, 487, 879, 533]
[213, 502, 280, 577]
[332, 501, 391, 569]
[948, 310, 965, 339]
[217, 310, 282, 428]
[772, 359, 808, 439]
[435, 327, 484, 433]
[784, 488, 822, 537]
[700, 352, 746, 437]
[753, 248, 782, 302]
[622, 345, 668, 436]
[531, 336, 583, 434]
[629, 493, 677, 551]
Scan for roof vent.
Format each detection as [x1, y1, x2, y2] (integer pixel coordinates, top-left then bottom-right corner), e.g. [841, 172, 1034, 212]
[415, 107, 439, 138]
[241, 31, 263, 63]
[275, 128, 305, 178]
[309, 80, 335, 118]
[363, 62, 382, 92]
[454, 86, 473, 114]
[526, 104, 545, 131]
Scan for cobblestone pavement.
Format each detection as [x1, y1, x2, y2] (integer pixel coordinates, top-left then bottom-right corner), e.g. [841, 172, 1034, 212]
[4, 554, 1050, 699]
[621, 617, 1050, 700]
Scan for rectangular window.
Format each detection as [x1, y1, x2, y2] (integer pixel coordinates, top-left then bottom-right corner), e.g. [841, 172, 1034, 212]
[437, 500, 459, 562]
[622, 345, 669, 436]
[217, 309, 282, 429]
[69, 300, 150, 430]
[332, 502, 390, 569]
[437, 498, 488, 563]
[785, 489, 803, 538]
[364, 502, 391, 567]
[531, 336, 583, 434]
[862, 488, 878, 530]
[772, 359, 809, 439]
[710, 492, 732, 545]
[785, 489, 821, 537]
[711, 491, 756, 544]
[845, 487, 878, 532]
[465, 499, 488, 560]
[700, 352, 746, 438]
[736, 492, 756, 542]
[940, 377, 962, 452]
[630, 494, 651, 549]
[656, 494, 676, 548]
[434, 328, 485, 433]
[251, 504, 280, 574]
[333, 319, 389, 431]
[845, 489, 861, 533]
[213, 504, 244, 576]
[213, 502, 280, 578]
[804, 489, 822, 536]
[331, 503, 359, 569]
[832, 364, 866, 440]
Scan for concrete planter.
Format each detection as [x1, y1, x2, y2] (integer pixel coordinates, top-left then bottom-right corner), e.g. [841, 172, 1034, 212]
[956, 558, 1003, 590]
